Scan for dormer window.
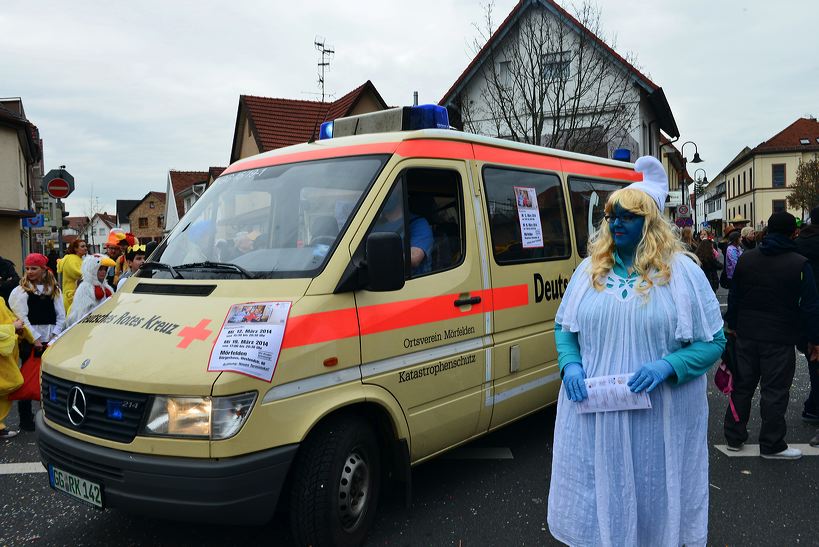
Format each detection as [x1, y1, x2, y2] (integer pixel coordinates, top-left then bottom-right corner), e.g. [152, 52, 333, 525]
[800, 138, 810, 145]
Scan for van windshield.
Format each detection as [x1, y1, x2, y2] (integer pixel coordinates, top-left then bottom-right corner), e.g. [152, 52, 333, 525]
[144, 155, 389, 279]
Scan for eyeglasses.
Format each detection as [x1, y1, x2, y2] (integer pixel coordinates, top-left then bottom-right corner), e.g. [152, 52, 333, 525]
[604, 213, 643, 224]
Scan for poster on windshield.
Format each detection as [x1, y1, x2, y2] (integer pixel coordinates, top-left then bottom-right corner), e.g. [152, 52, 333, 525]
[208, 301, 292, 382]
[514, 186, 543, 248]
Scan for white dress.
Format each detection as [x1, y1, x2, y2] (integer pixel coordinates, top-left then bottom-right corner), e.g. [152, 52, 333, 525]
[547, 253, 723, 547]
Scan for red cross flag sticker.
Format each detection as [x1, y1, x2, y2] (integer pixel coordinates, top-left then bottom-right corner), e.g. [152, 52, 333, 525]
[177, 319, 213, 349]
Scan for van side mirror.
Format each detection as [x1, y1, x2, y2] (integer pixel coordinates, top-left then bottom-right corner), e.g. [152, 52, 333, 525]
[366, 232, 405, 291]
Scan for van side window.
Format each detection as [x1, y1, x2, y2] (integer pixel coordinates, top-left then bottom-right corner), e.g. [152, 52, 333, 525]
[482, 167, 571, 264]
[567, 176, 628, 256]
[368, 168, 464, 279]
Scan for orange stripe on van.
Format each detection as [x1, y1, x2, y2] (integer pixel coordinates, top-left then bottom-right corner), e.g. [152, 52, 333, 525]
[281, 307, 360, 348]
[560, 158, 643, 182]
[280, 284, 530, 349]
[222, 142, 401, 175]
[473, 144, 563, 171]
[395, 140, 474, 160]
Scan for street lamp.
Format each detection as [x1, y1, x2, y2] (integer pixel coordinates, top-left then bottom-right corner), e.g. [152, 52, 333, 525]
[693, 168, 708, 230]
[678, 141, 703, 225]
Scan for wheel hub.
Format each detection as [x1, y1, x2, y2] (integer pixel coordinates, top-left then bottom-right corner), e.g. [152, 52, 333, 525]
[338, 450, 369, 531]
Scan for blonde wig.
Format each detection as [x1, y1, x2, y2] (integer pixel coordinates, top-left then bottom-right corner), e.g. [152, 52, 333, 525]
[20, 266, 60, 299]
[587, 188, 692, 293]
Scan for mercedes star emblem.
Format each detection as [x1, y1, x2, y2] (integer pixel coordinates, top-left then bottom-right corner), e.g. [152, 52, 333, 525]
[67, 386, 87, 426]
[81, 359, 91, 369]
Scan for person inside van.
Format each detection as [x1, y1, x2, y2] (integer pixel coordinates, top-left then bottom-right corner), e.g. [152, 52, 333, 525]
[116, 244, 147, 291]
[375, 189, 433, 275]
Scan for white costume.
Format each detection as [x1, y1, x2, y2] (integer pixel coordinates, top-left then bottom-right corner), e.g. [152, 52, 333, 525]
[547, 156, 723, 546]
[65, 254, 115, 327]
[9, 285, 65, 344]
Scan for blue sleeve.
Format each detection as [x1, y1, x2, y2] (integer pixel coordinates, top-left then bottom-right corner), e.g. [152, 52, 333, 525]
[409, 217, 433, 258]
[800, 263, 819, 343]
[555, 323, 582, 373]
[663, 328, 726, 385]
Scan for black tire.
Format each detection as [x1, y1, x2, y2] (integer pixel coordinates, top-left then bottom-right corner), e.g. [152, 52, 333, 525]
[289, 416, 381, 547]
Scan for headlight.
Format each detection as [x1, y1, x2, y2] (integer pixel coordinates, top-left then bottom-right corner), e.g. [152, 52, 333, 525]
[142, 392, 256, 440]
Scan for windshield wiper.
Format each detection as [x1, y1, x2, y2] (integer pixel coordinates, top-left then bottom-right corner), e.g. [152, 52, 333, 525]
[140, 261, 182, 279]
[174, 261, 259, 279]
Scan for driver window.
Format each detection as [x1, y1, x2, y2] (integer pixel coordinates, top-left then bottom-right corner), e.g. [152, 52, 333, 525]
[368, 168, 464, 279]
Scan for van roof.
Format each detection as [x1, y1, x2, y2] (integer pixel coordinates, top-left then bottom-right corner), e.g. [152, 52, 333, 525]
[222, 129, 637, 177]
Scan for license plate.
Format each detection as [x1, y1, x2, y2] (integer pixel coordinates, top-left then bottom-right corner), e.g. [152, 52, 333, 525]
[48, 464, 103, 508]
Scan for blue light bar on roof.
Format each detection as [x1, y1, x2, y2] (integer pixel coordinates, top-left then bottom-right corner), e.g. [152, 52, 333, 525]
[407, 104, 450, 130]
[319, 105, 451, 139]
[319, 121, 334, 140]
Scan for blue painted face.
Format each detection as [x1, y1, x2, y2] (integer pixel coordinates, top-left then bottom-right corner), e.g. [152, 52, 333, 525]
[608, 204, 645, 252]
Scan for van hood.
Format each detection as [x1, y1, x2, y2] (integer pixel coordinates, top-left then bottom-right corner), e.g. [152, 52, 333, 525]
[42, 279, 311, 395]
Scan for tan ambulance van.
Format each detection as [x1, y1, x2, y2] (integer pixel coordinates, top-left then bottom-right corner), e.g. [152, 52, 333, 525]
[37, 105, 641, 546]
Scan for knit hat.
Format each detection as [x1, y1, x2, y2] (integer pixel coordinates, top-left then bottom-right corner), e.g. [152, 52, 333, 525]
[767, 212, 797, 235]
[728, 230, 741, 243]
[740, 226, 754, 238]
[626, 156, 668, 211]
[24, 253, 49, 269]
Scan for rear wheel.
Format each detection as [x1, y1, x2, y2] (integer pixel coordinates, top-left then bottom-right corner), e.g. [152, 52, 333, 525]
[289, 416, 381, 547]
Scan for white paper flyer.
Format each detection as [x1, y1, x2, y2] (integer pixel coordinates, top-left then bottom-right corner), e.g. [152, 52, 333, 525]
[513, 186, 544, 249]
[208, 301, 292, 382]
[576, 373, 652, 414]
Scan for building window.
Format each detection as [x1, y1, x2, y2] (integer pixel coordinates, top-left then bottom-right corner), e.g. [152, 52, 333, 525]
[800, 138, 810, 145]
[157, 215, 165, 228]
[744, 204, 747, 220]
[749, 167, 753, 189]
[498, 60, 512, 87]
[772, 164, 786, 188]
[139, 217, 148, 228]
[149, 201, 155, 209]
[98, 228, 106, 236]
[772, 199, 786, 213]
[542, 51, 571, 81]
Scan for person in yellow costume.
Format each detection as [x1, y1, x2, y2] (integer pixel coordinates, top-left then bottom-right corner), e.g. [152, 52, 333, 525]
[57, 239, 87, 315]
[0, 298, 34, 439]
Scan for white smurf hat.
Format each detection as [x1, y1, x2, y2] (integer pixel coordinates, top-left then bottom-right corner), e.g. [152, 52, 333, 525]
[626, 155, 668, 211]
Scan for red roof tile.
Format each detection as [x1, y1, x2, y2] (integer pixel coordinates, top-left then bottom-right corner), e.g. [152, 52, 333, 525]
[169, 171, 208, 217]
[65, 216, 89, 231]
[208, 166, 226, 182]
[754, 117, 819, 154]
[239, 80, 388, 155]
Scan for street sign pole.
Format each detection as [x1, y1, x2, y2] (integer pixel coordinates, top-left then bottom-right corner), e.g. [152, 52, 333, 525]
[57, 199, 64, 256]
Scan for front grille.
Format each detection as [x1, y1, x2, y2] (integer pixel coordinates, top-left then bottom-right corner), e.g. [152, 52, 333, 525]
[41, 373, 149, 444]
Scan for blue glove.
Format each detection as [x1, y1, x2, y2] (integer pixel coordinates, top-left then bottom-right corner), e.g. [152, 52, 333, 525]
[628, 359, 675, 393]
[562, 362, 588, 402]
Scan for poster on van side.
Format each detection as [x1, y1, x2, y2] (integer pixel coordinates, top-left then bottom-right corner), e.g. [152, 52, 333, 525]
[513, 186, 544, 248]
[208, 301, 292, 382]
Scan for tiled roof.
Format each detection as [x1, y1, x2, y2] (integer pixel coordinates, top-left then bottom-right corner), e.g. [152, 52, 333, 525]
[754, 117, 819, 154]
[208, 166, 226, 181]
[66, 216, 89, 231]
[169, 171, 208, 219]
[239, 80, 388, 154]
[439, 0, 677, 137]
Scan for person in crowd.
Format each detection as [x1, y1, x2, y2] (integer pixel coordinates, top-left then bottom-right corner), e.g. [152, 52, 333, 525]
[66, 254, 116, 327]
[113, 233, 138, 287]
[0, 255, 20, 306]
[548, 156, 725, 545]
[57, 239, 87, 315]
[46, 250, 59, 273]
[698, 228, 712, 241]
[116, 244, 147, 291]
[0, 296, 33, 440]
[9, 253, 64, 432]
[795, 206, 819, 426]
[104, 229, 126, 288]
[680, 226, 697, 253]
[740, 226, 756, 250]
[724, 212, 819, 459]
[696, 238, 723, 292]
[725, 230, 743, 284]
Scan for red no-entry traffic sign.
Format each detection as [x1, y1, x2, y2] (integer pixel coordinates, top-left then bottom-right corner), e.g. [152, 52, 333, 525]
[47, 178, 71, 199]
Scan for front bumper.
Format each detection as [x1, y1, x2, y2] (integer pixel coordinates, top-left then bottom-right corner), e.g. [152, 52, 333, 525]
[36, 413, 298, 525]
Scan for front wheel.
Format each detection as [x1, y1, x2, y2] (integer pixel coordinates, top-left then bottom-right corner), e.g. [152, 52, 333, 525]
[289, 416, 381, 547]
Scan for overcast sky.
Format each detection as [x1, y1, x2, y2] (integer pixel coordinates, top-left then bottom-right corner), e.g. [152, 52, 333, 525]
[3, 0, 818, 217]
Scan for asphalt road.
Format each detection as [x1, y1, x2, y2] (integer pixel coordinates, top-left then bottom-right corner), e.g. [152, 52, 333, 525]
[2, 303, 816, 545]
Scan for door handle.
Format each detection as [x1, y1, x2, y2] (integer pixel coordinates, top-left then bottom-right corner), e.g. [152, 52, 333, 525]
[454, 296, 481, 307]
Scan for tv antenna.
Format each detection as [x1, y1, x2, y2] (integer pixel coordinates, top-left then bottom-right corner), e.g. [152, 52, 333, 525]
[314, 36, 334, 102]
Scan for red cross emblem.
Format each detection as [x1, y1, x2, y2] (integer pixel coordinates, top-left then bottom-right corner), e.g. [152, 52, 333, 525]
[177, 319, 213, 349]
